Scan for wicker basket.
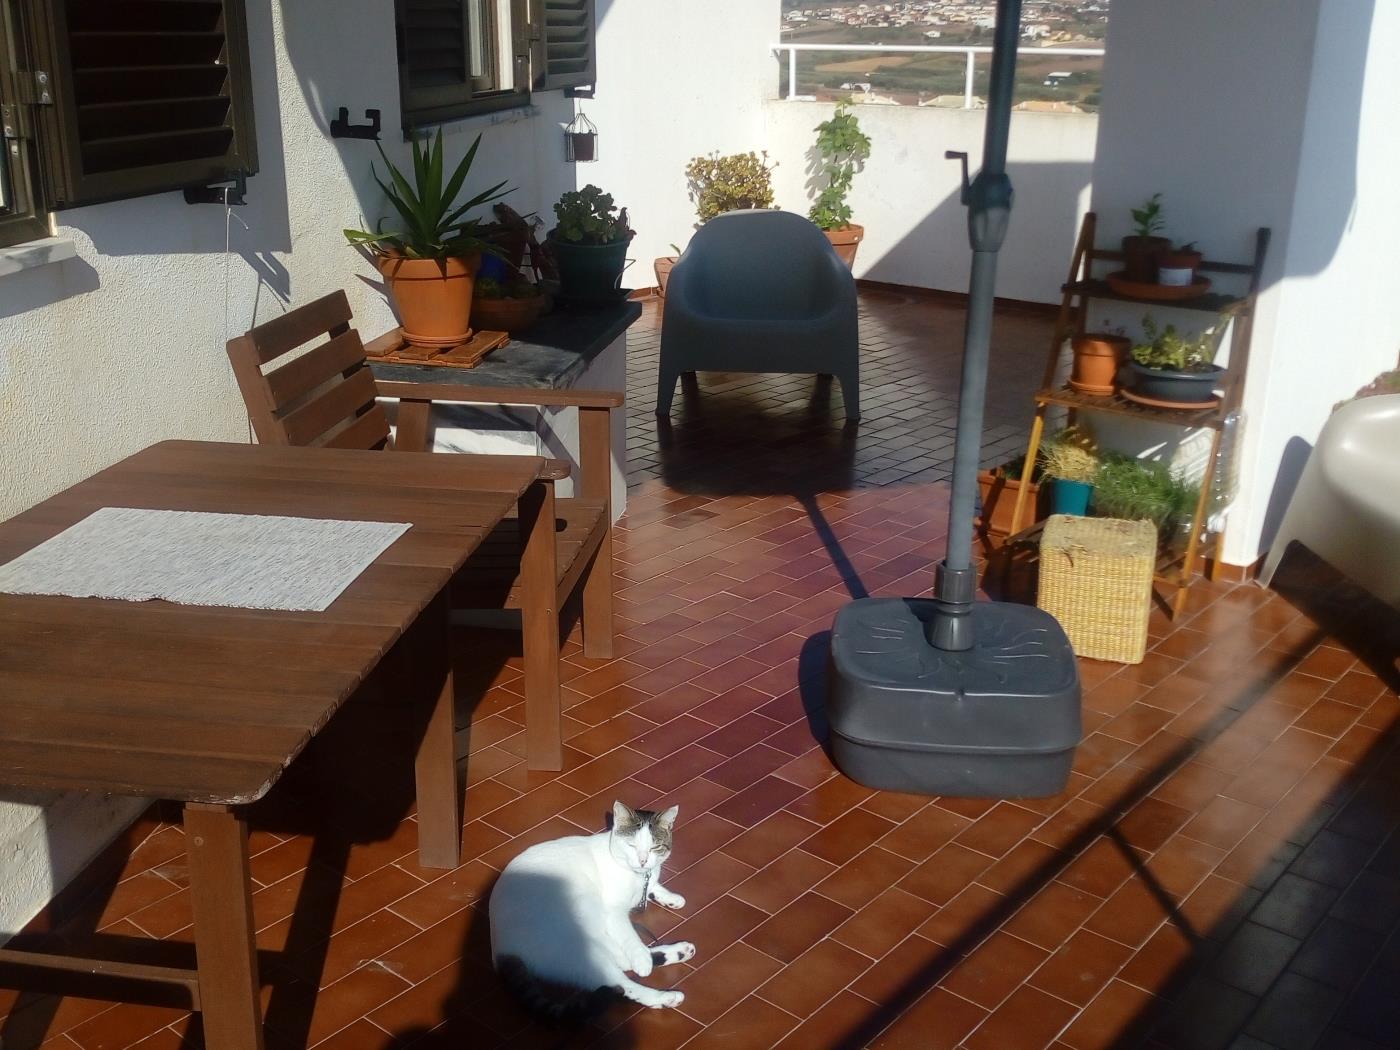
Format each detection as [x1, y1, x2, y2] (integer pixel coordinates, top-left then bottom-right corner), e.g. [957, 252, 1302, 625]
[1037, 515, 1156, 664]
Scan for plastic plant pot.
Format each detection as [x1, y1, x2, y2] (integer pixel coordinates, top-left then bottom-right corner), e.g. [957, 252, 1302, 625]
[1051, 478, 1093, 515]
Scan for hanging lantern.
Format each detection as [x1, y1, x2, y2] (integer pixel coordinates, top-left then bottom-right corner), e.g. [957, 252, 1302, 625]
[565, 112, 599, 163]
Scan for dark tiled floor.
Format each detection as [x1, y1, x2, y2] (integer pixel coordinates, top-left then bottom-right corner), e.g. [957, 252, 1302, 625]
[3, 293, 1399, 1050]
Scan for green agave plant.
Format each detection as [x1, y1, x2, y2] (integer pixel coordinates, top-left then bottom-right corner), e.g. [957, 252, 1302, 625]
[344, 128, 512, 260]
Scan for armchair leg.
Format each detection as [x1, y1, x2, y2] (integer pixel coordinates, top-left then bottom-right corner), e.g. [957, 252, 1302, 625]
[655, 364, 680, 417]
[836, 368, 860, 421]
[581, 539, 615, 660]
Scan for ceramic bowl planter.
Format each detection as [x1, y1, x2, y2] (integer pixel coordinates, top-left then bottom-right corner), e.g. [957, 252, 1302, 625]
[1125, 360, 1225, 404]
[654, 255, 678, 300]
[1121, 234, 1170, 282]
[377, 252, 479, 348]
[824, 224, 865, 269]
[1157, 246, 1203, 287]
[471, 289, 547, 334]
[1069, 333, 1131, 395]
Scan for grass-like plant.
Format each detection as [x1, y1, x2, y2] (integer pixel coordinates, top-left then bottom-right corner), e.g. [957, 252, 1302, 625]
[809, 102, 872, 232]
[1093, 454, 1189, 532]
[1041, 426, 1099, 483]
[344, 129, 510, 260]
[685, 151, 777, 223]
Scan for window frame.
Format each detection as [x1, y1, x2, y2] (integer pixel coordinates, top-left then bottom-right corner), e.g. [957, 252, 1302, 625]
[396, 0, 532, 132]
[0, 0, 50, 248]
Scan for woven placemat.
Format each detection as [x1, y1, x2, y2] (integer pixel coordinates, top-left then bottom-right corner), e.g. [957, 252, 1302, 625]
[0, 507, 411, 612]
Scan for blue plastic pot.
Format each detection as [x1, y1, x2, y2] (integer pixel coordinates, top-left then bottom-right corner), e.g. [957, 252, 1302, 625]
[1051, 479, 1093, 516]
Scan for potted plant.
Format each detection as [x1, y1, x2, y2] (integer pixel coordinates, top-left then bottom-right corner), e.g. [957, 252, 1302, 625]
[1042, 426, 1099, 516]
[1069, 320, 1131, 396]
[977, 452, 1047, 540]
[684, 151, 778, 221]
[470, 276, 547, 334]
[1126, 314, 1226, 404]
[808, 101, 872, 268]
[546, 185, 634, 305]
[344, 129, 510, 348]
[1121, 193, 1169, 282]
[1334, 366, 1400, 411]
[1157, 241, 1203, 287]
[654, 243, 682, 300]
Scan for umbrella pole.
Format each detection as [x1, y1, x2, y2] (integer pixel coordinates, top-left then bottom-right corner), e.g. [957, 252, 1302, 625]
[927, 0, 1024, 651]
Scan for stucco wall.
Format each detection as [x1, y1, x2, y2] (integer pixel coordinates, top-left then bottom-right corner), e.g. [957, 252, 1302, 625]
[0, 0, 576, 935]
[1090, 0, 1400, 566]
[765, 101, 1097, 303]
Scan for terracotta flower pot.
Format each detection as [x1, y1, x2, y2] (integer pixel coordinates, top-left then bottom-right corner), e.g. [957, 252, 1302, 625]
[824, 224, 864, 269]
[977, 468, 1045, 540]
[1069, 333, 1131, 395]
[1157, 248, 1203, 287]
[654, 256, 678, 300]
[377, 252, 479, 348]
[471, 293, 547, 335]
[1121, 235, 1170, 282]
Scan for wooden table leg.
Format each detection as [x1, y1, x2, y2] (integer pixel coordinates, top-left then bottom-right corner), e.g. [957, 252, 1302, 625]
[520, 478, 563, 771]
[185, 804, 263, 1050]
[415, 590, 462, 869]
[395, 398, 432, 453]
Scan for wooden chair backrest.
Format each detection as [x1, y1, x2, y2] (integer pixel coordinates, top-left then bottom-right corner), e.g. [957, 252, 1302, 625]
[226, 290, 391, 451]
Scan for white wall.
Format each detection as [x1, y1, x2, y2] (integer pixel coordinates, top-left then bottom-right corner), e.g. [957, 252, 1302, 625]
[580, 0, 779, 280]
[765, 101, 1097, 303]
[0, 0, 575, 936]
[1090, 0, 1400, 565]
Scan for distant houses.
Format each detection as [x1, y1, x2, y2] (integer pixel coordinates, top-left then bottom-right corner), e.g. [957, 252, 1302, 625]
[782, 1, 1108, 39]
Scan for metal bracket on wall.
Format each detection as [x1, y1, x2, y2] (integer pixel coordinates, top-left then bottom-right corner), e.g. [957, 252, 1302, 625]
[565, 86, 595, 99]
[183, 170, 247, 207]
[329, 107, 381, 140]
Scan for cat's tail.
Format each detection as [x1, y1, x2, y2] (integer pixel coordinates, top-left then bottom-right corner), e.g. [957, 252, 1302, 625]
[496, 954, 621, 1023]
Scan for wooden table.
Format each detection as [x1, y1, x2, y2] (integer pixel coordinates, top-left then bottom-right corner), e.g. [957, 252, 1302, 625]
[0, 440, 550, 1050]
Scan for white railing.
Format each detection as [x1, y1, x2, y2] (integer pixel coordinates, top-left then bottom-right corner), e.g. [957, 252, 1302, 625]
[771, 42, 1106, 109]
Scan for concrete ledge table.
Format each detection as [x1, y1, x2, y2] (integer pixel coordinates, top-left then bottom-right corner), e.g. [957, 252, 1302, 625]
[369, 301, 641, 521]
[0, 440, 550, 1050]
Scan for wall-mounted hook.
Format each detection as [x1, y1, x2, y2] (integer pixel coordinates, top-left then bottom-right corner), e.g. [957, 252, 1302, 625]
[183, 170, 247, 207]
[946, 150, 970, 204]
[330, 107, 381, 140]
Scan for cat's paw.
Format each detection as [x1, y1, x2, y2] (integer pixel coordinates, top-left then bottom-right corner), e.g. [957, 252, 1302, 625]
[651, 941, 696, 966]
[652, 888, 686, 909]
[648, 990, 684, 1010]
[630, 948, 654, 977]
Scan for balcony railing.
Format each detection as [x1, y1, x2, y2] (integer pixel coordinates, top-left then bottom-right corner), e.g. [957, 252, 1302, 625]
[771, 42, 1106, 109]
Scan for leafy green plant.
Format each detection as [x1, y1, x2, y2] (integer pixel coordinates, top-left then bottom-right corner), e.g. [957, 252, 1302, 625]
[475, 276, 541, 300]
[685, 152, 777, 223]
[1130, 192, 1165, 239]
[993, 452, 1044, 484]
[1334, 366, 1400, 411]
[344, 129, 510, 259]
[1131, 314, 1222, 372]
[552, 185, 632, 245]
[1041, 426, 1099, 483]
[809, 102, 872, 231]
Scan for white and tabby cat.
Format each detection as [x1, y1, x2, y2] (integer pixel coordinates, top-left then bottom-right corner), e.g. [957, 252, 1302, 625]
[489, 801, 694, 1018]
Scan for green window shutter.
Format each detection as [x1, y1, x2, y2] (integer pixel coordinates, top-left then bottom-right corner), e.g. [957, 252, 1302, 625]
[31, 0, 257, 210]
[531, 0, 594, 92]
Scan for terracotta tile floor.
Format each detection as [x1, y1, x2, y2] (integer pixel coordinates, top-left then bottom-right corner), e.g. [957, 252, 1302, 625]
[4, 293, 1400, 1050]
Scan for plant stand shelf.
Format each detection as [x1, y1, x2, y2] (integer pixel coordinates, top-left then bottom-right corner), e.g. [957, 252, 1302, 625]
[1003, 212, 1270, 619]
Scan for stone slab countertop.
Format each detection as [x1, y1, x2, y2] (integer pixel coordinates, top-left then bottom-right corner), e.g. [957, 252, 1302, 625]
[369, 300, 642, 392]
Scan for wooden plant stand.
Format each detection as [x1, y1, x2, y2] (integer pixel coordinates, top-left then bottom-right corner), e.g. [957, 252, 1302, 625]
[1004, 212, 1271, 619]
[365, 327, 510, 369]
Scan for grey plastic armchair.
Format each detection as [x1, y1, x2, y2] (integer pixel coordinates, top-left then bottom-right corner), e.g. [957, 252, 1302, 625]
[1259, 393, 1400, 609]
[657, 209, 860, 420]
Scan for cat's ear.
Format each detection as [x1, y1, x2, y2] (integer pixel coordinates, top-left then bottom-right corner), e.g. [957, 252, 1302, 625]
[611, 800, 635, 829]
[656, 805, 679, 832]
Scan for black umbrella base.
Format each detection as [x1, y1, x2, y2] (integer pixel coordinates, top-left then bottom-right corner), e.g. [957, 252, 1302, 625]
[826, 597, 1082, 798]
